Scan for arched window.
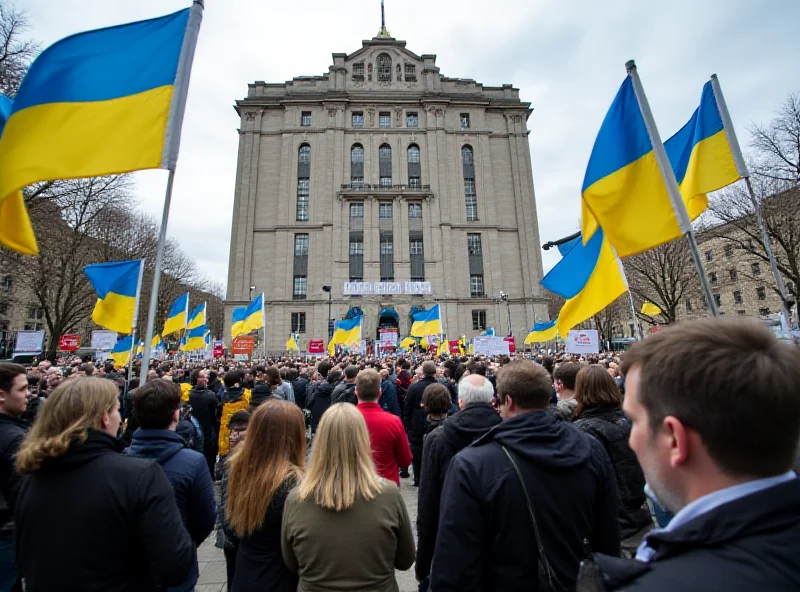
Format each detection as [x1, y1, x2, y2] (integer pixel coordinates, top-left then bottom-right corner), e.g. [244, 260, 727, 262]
[407, 145, 421, 188]
[379, 144, 392, 187]
[377, 53, 392, 82]
[297, 144, 310, 221]
[462, 145, 477, 221]
[350, 144, 364, 187]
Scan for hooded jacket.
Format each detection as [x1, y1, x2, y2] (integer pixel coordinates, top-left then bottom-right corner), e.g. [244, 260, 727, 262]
[0, 413, 27, 537]
[403, 376, 437, 446]
[217, 386, 250, 457]
[15, 430, 194, 592]
[331, 380, 357, 405]
[430, 410, 620, 592]
[415, 403, 501, 581]
[307, 380, 335, 429]
[594, 477, 800, 591]
[188, 386, 220, 455]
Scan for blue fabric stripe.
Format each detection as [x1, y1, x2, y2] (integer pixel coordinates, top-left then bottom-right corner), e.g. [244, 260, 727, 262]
[12, 8, 188, 113]
[541, 229, 604, 299]
[113, 335, 133, 353]
[335, 316, 362, 332]
[167, 292, 188, 318]
[557, 236, 581, 257]
[412, 304, 440, 323]
[188, 303, 205, 322]
[244, 294, 263, 318]
[665, 82, 724, 184]
[186, 325, 206, 339]
[84, 260, 141, 298]
[531, 320, 556, 332]
[582, 77, 652, 192]
[232, 307, 246, 323]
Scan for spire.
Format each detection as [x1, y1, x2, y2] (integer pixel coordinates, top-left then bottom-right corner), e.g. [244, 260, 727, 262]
[377, 0, 391, 38]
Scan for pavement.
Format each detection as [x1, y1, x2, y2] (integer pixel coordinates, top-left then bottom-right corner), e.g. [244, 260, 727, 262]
[195, 476, 420, 592]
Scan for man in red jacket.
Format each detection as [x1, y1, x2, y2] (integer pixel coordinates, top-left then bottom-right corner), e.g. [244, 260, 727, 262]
[356, 368, 412, 486]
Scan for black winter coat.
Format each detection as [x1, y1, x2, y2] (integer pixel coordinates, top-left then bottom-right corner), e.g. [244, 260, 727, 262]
[574, 405, 650, 539]
[0, 413, 27, 537]
[15, 430, 194, 592]
[331, 381, 357, 405]
[430, 410, 620, 592]
[291, 376, 309, 409]
[249, 381, 274, 408]
[307, 380, 335, 429]
[189, 387, 220, 454]
[595, 477, 800, 591]
[403, 376, 437, 446]
[416, 403, 501, 581]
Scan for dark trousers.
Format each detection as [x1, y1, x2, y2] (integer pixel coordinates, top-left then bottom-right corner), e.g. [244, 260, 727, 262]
[203, 433, 218, 480]
[224, 543, 238, 592]
[411, 442, 422, 485]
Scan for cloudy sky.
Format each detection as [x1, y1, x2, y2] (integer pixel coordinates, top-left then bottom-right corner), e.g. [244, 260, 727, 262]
[23, 0, 800, 290]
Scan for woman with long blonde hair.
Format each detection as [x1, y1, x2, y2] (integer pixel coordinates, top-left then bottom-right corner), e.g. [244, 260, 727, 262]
[226, 398, 305, 592]
[13, 377, 194, 592]
[281, 402, 415, 591]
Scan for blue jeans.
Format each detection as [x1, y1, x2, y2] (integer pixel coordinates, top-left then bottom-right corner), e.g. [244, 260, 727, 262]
[0, 535, 19, 592]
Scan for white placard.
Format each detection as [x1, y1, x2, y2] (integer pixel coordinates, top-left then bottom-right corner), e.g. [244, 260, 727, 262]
[15, 330, 44, 353]
[473, 336, 510, 356]
[566, 330, 599, 354]
[378, 330, 398, 345]
[342, 281, 432, 295]
[91, 330, 118, 351]
[403, 281, 432, 295]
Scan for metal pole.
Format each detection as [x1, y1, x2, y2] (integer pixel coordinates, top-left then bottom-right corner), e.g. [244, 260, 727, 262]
[505, 299, 512, 336]
[328, 292, 333, 339]
[626, 60, 719, 317]
[626, 290, 644, 340]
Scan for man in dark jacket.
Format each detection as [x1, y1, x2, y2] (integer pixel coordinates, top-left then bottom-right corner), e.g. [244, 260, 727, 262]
[249, 365, 274, 408]
[379, 369, 401, 416]
[125, 379, 216, 592]
[0, 363, 29, 591]
[305, 361, 336, 432]
[403, 361, 437, 486]
[189, 369, 220, 478]
[416, 373, 500, 584]
[290, 368, 309, 409]
[430, 360, 620, 591]
[331, 365, 358, 405]
[594, 318, 800, 591]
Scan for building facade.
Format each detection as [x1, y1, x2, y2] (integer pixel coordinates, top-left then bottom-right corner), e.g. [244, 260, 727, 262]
[226, 32, 547, 350]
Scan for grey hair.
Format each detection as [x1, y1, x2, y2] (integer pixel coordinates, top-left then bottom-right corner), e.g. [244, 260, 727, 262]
[458, 374, 494, 405]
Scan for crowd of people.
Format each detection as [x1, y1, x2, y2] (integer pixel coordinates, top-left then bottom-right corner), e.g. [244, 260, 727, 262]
[0, 317, 799, 591]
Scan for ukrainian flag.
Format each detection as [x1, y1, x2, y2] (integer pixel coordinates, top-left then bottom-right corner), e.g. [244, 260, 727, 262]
[286, 334, 299, 352]
[187, 302, 206, 330]
[480, 328, 495, 337]
[151, 334, 163, 350]
[664, 80, 740, 219]
[0, 7, 200, 255]
[437, 337, 449, 357]
[524, 320, 558, 344]
[84, 260, 143, 334]
[231, 307, 247, 338]
[163, 292, 189, 336]
[241, 293, 265, 334]
[399, 336, 417, 350]
[641, 302, 662, 316]
[204, 329, 212, 348]
[110, 335, 133, 368]
[329, 316, 362, 348]
[181, 325, 206, 351]
[410, 304, 442, 338]
[135, 340, 144, 359]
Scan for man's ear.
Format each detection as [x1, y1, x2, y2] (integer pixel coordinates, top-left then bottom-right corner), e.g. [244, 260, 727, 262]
[663, 416, 690, 468]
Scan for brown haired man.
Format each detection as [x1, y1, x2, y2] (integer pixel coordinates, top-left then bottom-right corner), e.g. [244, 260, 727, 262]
[431, 359, 620, 591]
[595, 318, 800, 591]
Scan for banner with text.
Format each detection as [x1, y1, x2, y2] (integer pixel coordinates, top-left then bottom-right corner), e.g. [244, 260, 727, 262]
[566, 330, 599, 354]
[343, 281, 432, 296]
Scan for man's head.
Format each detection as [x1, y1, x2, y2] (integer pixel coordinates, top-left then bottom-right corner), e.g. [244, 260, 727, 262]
[227, 409, 251, 451]
[458, 373, 494, 408]
[37, 360, 51, 372]
[622, 318, 800, 514]
[495, 360, 552, 419]
[343, 365, 359, 383]
[421, 361, 436, 378]
[80, 363, 94, 376]
[317, 360, 333, 379]
[355, 368, 381, 402]
[224, 369, 244, 389]
[422, 383, 452, 415]
[133, 379, 182, 430]
[0, 363, 30, 417]
[193, 369, 208, 388]
[553, 362, 582, 399]
[379, 368, 389, 381]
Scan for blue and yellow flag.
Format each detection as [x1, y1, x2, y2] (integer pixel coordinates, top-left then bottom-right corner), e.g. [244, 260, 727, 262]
[480, 327, 495, 337]
[286, 334, 299, 352]
[181, 325, 206, 351]
[0, 7, 201, 255]
[163, 292, 189, 336]
[204, 330, 212, 349]
[541, 229, 605, 299]
[135, 340, 144, 359]
[110, 335, 133, 368]
[84, 260, 142, 334]
[410, 304, 442, 338]
[151, 334, 162, 350]
[231, 307, 247, 338]
[399, 336, 417, 350]
[242, 293, 264, 334]
[329, 316, 362, 349]
[525, 320, 558, 344]
[187, 302, 206, 330]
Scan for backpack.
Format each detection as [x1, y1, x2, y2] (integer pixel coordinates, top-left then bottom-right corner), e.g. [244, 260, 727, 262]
[177, 403, 204, 453]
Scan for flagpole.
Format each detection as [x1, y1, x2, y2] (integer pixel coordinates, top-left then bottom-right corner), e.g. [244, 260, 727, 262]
[124, 260, 145, 397]
[141, 1, 204, 385]
[710, 74, 793, 330]
[626, 60, 719, 317]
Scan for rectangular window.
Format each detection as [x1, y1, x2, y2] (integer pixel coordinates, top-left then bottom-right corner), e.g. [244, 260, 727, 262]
[300, 111, 312, 127]
[470, 274, 484, 298]
[379, 112, 391, 128]
[409, 203, 422, 219]
[410, 239, 424, 256]
[733, 290, 743, 304]
[404, 64, 416, 81]
[294, 234, 309, 257]
[28, 305, 43, 320]
[291, 312, 306, 333]
[296, 199, 308, 221]
[751, 262, 761, 275]
[352, 62, 364, 80]
[713, 293, 721, 308]
[467, 233, 482, 256]
[685, 299, 692, 312]
[737, 310, 746, 316]
[350, 203, 364, 218]
[296, 178, 310, 221]
[293, 276, 307, 299]
[460, 113, 470, 129]
[472, 310, 487, 330]
[705, 249, 713, 262]
[24, 323, 42, 331]
[760, 307, 770, 316]
[709, 271, 717, 284]
[349, 239, 364, 256]
[465, 179, 477, 221]
[757, 286, 766, 300]
[406, 112, 418, 127]
[379, 203, 393, 219]
[725, 244, 733, 257]
[352, 112, 364, 128]
[379, 176, 392, 188]
[729, 268, 738, 281]
[380, 240, 393, 256]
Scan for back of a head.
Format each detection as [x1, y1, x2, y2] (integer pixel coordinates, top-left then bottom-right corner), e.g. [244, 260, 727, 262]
[228, 409, 251, 430]
[458, 373, 494, 406]
[422, 383, 452, 415]
[0, 362, 27, 394]
[554, 362, 583, 391]
[496, 360, 552, 411]
[327, 369, 343, 385]
[317, 360, 333, 378]
[224, 369, 244, 389]
[575, 365, 622, 416]
[621, 318, 800, 478]
[344, 365, 359, 381]
[422, 361, 437, 377]
[299, 403, 382, 511]
[466, 360, 487, 376]
[355, 368, 381, 402]
[266, 366, 281, 385]
[16, 377, 119, 474]
[133, 379, 181, 430]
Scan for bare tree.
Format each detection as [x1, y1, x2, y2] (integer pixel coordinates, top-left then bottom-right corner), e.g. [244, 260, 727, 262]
[592, 295, 628, 345]
[749, 93, 800, 185]
[0, 1, 38, 97]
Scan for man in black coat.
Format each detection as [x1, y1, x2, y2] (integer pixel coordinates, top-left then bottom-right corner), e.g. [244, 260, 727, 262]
[416, 373, 500, 585]
[403, 361, 437, 486]
[594, 318, 800, 591]
[430, 360, 620, 591]
[331, 365, 358, 405]
[188, 369, 220, 478]
[0, 363, 30, 591]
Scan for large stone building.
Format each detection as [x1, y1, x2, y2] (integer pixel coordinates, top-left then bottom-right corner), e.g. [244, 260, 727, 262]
[226, 29, 547, 350]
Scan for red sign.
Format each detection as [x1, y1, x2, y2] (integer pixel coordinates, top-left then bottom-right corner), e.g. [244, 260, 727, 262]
[213, 344, 225, 358]
[308, 339, 325, 354]
[231, 336, 255, 355]
[449, 340, 460, 355]
[59, 334, 80, 352]
[504, 336, 516, 353]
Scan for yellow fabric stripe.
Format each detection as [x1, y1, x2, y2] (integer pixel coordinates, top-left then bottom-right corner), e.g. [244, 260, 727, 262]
[0, 85, 173, 201]
[525, 326, 558, 344]
[680, 129, 740, 220]
[92, 291, 136, 334]
[410, 319, 442, 338]
[163, 315, 185, 336]
[0, 190, 37, 254]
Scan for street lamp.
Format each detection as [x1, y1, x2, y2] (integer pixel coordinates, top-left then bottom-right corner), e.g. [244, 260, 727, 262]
[322, 285, 333, 339]
[498, 291, 512, 336]
[249, 285, 256, 300]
